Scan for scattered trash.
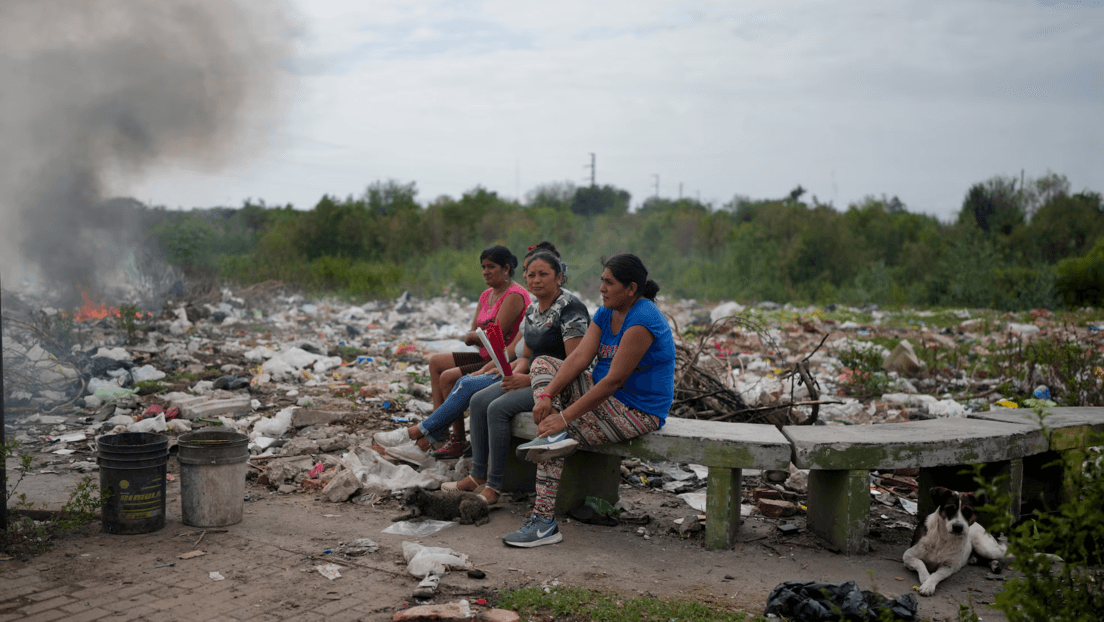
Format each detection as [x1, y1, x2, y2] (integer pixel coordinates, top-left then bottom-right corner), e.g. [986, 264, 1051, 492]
[383, 520, 457, 538]
[764, 580, 918, 621]
[208, 572, 225, 581]
[152, 562, 175, 568]
[402, 541, 471, 578]
[315, 564, 342, 580]
[677, 492, 707, 512]
[467, 569, 486, 580]
[179, 550, 205, 559]
[899, 498, 918, 516]
[337, 538, 379, 556]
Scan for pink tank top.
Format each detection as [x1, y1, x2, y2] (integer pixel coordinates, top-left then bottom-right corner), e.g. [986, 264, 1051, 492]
[476, 282, 531, 359]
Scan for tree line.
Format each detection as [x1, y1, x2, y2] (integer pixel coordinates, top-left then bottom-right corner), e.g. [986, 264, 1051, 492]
[144, 172, 1104, 309]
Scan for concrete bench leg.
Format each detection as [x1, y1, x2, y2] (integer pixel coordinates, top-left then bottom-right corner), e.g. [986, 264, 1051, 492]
[705, 467, 741, 550]
[807, 469, 868, 554]
[501, 438, 621, 514]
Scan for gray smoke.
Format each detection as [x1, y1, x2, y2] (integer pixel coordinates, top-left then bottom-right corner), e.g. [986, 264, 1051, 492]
[0, 0, 292, 306]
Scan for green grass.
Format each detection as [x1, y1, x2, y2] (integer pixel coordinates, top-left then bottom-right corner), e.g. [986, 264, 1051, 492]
[494, 586, 764, 622]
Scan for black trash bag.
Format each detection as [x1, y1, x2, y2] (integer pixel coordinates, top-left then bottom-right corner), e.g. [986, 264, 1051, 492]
[764, 580, 918, 621]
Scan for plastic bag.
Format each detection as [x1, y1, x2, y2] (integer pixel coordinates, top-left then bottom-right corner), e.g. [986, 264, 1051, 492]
[252, 406, 295, 439]
[764, 580, 917, 621]
[128, 414, 167, 433]
[343, 446, 445, 491]
[678, 492, 707, 512]
[383, 520, 456, 538]
[401, 541, 471, 578]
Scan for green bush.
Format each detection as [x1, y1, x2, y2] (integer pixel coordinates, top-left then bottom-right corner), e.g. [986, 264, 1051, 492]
[1055, 238, 1104, 306]
[967, 413, 1104, 622]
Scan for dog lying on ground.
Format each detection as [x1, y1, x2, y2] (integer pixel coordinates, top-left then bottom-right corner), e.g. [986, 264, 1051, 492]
[392, 487, 490, 526]
[902, 486, 1008, 596]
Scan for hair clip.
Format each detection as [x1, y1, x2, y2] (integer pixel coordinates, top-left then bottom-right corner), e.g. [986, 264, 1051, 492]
[528, 244, 536, 251]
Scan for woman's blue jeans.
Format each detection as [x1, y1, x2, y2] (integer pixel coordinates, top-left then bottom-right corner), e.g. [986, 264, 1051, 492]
[416, 373, 499, 443]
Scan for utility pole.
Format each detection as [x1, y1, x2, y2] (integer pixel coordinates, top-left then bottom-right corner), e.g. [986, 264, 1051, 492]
[584, 153, 596, 187]
[678, 182, 683, 200]
[652, 174, 659, 198]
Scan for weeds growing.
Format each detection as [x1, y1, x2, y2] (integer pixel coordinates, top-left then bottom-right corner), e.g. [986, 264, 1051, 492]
[2, 441, 106, 558]
[494, 585, 763, 622]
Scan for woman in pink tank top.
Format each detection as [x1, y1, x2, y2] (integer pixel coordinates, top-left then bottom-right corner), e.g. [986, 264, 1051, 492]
[423, 246, 529, 457]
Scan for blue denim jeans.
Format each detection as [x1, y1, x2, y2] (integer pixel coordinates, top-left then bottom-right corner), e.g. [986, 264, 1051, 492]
[416, 373, 499, 442]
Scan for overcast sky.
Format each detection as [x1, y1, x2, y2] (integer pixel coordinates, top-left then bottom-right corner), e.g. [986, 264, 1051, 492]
[126, 0, 1103, 221]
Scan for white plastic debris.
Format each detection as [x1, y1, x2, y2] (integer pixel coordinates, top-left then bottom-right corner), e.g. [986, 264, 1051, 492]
[252, 407, 295, 439]
[899, 498, 918, 515]
[128, 414, 167, 433]
[131, 365, 166, 382]
[95, 347, 132, 361]
[401, 541, 471, 578]
[678, 492, 707, 512]
[209, 572, 224, 581]
[315, 564, 342, 580]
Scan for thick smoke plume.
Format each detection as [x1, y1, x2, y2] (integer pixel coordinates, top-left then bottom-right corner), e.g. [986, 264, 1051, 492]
[0, 0, 292, 306]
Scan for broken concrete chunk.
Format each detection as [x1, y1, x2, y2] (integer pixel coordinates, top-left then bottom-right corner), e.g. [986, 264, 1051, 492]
[292, 409, 352, 428]
[882, 340, 921, 376]
[757, 498, 796, 518]
[321, 469, 362, 502]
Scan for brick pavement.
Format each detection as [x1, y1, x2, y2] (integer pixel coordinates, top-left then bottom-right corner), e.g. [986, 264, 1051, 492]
[0, 526, 413, 622]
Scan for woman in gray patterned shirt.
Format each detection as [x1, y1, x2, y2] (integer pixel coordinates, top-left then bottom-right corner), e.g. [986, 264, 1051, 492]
[441, 246, 590, 504]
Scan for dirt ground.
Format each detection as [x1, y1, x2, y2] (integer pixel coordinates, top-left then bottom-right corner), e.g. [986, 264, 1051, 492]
[3, 456, 1012, 622]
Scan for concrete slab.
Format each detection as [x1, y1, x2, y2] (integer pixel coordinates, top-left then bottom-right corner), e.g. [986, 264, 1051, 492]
[783, 417, 1050, 470]
[512, 415, 791, 470]
[292, 408, 355, 428]
[970, 407, 1104, 450]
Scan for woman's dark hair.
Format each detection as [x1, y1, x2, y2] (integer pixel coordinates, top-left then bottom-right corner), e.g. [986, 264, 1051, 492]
[525, 241, 559, 260]
[603, 253, 659, 301]
[480, 245, 518, 277]
[524, 241, 566, 278]
[524, 251, 568, 286]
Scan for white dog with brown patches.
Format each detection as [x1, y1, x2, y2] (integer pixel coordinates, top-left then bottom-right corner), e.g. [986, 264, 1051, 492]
[902, 487, 1009, 596]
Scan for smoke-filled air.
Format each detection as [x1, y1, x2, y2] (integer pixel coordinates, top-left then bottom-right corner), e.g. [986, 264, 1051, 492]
[0, 0, 292, 307]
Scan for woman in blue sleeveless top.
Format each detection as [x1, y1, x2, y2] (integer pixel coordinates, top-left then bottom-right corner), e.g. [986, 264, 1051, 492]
[502, 253, 676, 548]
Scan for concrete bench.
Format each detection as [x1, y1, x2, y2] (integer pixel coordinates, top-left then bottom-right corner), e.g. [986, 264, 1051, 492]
[504, 415, 792, 550]
[781, 418, 1051, 554]
[970, 407, 1104, 508]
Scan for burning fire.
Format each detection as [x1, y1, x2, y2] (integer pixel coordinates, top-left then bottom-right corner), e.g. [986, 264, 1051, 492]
[76, 292, 117, 321]
[71, 292, 151, 322]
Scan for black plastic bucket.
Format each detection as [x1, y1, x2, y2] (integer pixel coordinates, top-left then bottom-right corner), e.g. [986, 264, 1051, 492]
[177, 430, 250, 527]
[97, 432, 169, 535]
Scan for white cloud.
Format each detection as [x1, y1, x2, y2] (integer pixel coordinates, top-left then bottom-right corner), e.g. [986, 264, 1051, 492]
[122, 0, 1103, 219]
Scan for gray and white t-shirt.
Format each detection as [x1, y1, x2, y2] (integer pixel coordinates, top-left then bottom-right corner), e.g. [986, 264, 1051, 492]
[523, 291, 590, 360]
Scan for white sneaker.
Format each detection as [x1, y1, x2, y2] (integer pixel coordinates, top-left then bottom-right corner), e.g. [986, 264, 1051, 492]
[386, 444, 433, 468]
[374, 427, 412, 447]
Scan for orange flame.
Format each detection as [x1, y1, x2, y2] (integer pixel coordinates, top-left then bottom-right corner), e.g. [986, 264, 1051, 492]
[75, 292, 118, 321]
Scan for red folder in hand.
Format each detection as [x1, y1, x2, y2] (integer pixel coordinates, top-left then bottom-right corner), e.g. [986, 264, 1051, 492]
[475, 322, 512, 377]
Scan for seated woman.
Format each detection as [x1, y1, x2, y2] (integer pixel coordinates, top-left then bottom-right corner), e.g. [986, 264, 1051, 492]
[443, 245, 590, 504]
[502, 253, 675, 547]
[374, 246, 529, 459]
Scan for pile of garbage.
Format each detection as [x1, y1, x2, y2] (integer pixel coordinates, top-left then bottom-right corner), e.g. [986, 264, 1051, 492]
[3, 287, 1094, 496]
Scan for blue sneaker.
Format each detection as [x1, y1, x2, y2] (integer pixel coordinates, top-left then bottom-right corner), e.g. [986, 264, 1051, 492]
[502, 515, 562, 548]
[515, 431, 579, 462]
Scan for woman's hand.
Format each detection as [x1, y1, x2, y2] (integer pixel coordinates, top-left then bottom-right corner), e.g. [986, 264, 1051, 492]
[536, 409, 567, 437]
[532, 396, 555, 424]
[475, 360, 499, 377]
[500, 372, 530, 392]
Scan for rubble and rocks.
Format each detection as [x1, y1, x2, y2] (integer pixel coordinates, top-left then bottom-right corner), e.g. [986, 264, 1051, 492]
[2, 287, 1099, 558]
